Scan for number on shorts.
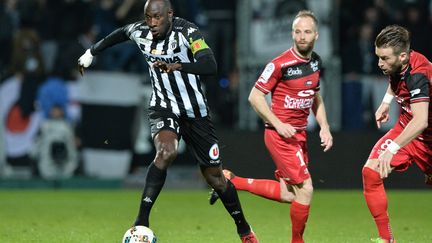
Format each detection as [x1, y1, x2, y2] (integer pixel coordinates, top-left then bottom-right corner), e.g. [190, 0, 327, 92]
[296, 149, 306, 166]
[380, 139, 393, 150]
[167, 117, 175, 129]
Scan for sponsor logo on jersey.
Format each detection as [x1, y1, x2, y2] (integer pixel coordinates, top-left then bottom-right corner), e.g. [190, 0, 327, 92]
[258, 63, 275, 84]
[143, 53, 181, 63]
[410, 88, 421, 96]
[297, 90, 315, 97]
[310, 60, 319, 72]
[304, 80, 313, 86]
[281, 60, 298, 67]
[187, 27, 197, 35]
[151, 49, 165, 55]
[137, 38, 151, 46]
[287, 67, 303, 76]
[209, 144, 219, 160]
[284, 95, 314, 109]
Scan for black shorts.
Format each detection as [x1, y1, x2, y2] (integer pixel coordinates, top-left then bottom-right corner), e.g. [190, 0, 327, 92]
[148, 109, 221, 167]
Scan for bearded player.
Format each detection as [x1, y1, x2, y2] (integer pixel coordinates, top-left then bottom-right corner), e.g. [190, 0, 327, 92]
[362, 25, 432, 243]
[210, 10, 333, 243]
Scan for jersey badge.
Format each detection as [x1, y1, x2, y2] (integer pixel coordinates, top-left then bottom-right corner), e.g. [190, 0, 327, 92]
[258, 63, 275, 84]
[170, 40, 177, 50]
[310, 60, 319, 72]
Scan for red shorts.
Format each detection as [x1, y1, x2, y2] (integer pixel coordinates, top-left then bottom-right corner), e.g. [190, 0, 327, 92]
[369, 124, 432, 174]
[264, 128, 310, 185]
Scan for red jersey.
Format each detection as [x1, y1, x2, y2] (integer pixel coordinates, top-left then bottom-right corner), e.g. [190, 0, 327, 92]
[254, 48, 322, 130]
[390, 51, 432, 142]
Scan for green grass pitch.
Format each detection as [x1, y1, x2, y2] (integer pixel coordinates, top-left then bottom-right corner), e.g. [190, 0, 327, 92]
[0, 189, 431, 242]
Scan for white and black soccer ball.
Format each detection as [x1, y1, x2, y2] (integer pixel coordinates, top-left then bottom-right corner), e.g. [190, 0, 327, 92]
[122, 226, 157, 243]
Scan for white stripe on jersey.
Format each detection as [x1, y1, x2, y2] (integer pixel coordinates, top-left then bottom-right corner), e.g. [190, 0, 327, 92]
[187, 73, 207, 117]
[150, 68, 167, 108]
[174, 71, 194, 117]
[161, 72, 180, 114]
[128, 19, 209, 118]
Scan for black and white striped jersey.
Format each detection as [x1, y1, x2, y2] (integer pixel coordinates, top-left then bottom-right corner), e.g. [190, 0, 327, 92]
[123, 17, 212, 118]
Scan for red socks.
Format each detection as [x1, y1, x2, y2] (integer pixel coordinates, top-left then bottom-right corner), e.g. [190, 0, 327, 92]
[230, 176, 310, 242]
[290, 201, 310, 243]
[363, 167, 393, 241]
[230, 176, 282, 202]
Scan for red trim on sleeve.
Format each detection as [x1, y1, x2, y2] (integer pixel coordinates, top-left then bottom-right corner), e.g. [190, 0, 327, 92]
[411, 97, 430, 103]
[255, 83, 270, 94]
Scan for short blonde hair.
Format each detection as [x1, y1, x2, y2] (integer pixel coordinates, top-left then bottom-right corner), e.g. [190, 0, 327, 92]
[294, 10, 318, 27]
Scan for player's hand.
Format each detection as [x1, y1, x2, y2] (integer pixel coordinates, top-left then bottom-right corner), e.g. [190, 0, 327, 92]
[319, 127, 333, 152]
[78, 49, 94, 76]
[375, 103, 390, 129]
[274, 122, 296, 139]
[153, 61, 181, 73]
[378, 150, 393, 178]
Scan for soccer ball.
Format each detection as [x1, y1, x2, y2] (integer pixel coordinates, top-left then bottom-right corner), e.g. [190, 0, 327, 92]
[122, 226, 157, 243]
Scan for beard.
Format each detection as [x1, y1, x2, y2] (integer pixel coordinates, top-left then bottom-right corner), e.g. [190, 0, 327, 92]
[295, 42, 314, 57]
[384, 62, 403, 75]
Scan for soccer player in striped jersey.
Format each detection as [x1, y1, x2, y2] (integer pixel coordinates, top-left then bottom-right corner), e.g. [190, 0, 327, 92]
[363, 25, 432, 243]
[78, 0, 258, 242]
[210, 10, 333, 243]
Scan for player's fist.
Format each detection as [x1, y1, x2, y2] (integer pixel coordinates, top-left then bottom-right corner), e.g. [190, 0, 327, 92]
[78, 49, 94, 76]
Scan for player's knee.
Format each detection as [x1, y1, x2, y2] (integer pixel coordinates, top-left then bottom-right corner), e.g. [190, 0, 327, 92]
[280, 191, 295, 203]
[302, 183, 313, 196]
[154, 147, 178, 168]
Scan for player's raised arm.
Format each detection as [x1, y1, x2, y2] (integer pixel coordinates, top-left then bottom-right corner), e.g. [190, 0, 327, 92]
[78, 27, 130, 75]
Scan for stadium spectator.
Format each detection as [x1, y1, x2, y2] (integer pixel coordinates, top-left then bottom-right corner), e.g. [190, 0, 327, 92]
[362, 25, 432, 243]
[0, 25, 45, 170]
[77, 0, 258, 242]
[210, 10, 333, 243]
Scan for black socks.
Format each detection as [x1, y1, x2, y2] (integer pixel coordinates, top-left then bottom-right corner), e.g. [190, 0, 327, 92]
[135, 163, 167, 226]
[216, 180, 251, 235]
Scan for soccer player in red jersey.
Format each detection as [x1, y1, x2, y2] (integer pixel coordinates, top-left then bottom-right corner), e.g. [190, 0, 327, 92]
[362, 25, 432, 243]
[210, 10, 333, 243]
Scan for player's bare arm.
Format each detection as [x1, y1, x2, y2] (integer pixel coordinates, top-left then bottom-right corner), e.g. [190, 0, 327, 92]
[375, 85, 395, 128]
[378, 101, 429, 178]
[248, 87, 296, 138]
[311, 92, 333, 151]
[153, 61, 182, 73]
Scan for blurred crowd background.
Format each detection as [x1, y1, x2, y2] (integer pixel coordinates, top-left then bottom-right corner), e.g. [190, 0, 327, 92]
[0, 0, 431, 182]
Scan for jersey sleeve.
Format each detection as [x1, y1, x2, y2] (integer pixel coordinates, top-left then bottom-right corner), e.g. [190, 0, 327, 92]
[406, 73, 430, 103]
[181, 22, 212, 58]
[124, 22, 144, 39]
[254, 61, 281, 94]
